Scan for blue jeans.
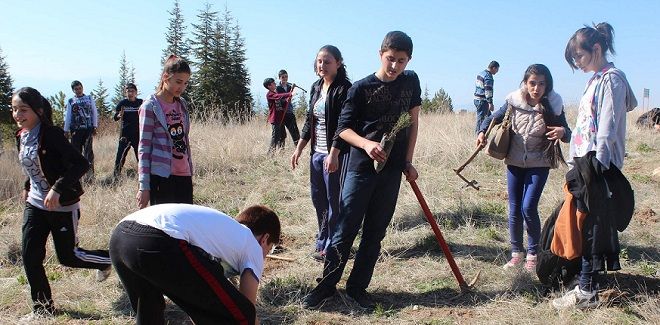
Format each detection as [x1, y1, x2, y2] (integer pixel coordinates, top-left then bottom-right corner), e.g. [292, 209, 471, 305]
[310, 152, 344, 253]
[579, 255, 600, 292]
[317, 167, 402, 293]
[474, 99, 490, 134]
[506, 165, 549, 255]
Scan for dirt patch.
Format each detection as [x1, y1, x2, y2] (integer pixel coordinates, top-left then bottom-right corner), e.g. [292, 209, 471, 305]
[598, 272, 660, 307]
[653, 167, 660, 182]
[634, 207, 658, 224]
[407, 307, 476, 322]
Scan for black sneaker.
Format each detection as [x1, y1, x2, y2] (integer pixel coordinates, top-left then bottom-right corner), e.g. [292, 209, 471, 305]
[302, 285, 336, 309]
[346, 289, 376, 309]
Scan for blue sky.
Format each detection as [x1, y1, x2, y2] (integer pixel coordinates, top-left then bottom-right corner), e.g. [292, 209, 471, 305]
[1, 0, 658, 110]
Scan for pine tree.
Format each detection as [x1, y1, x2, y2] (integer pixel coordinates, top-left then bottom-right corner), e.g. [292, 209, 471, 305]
[128, 65, 140, 96]
[185, 3, 253, 122]
[227, 21, 253, 121]
[129, 65, 136, 84]
[0, 47, 14, 112]
[112, 51, 130, 106]
[162, 0, 191, 63]
[430, 88, 454, 114]
[421, 85, 432, 113]
[92, 78, 111, 117]
[209, 16, 229, 110]
[47, 91, 67, 127]
[294, 92, 308, 120]
[190, 3, 219, 116]
[208, 6, 252, 122]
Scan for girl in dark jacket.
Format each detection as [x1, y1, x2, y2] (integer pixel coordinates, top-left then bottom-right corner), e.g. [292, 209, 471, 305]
[12, 87, 111, 319]
[291, 45, 352, 259]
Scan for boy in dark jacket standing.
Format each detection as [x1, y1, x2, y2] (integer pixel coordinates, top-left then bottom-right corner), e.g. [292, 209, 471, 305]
[112, 83, 143, 179]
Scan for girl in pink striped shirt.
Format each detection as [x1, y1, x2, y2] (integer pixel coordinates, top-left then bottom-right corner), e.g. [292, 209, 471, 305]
[136, 55, 193, 209]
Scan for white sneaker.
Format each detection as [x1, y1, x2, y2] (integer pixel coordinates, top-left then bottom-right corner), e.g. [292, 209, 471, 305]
[503, 252, 524, 270]
[524, 254, 537, 272]
[551, 285, 598, 310]
[96, 266, 112, 282]
[19, 311, 53, 323]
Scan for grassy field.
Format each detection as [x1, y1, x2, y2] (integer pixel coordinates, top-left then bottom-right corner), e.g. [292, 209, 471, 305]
[0, 110, 657, 324]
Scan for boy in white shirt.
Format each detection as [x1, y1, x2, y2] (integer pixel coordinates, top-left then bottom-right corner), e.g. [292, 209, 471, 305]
[109, 204, 281, 324]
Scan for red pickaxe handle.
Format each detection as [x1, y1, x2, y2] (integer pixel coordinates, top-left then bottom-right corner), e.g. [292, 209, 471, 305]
[408, 180, 467, 289]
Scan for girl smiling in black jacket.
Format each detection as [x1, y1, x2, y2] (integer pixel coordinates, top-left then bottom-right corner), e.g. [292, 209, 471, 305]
[13, 87, 111, 319]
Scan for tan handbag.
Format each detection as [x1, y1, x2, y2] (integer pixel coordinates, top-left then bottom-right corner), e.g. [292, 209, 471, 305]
[486, 104, 513, 160]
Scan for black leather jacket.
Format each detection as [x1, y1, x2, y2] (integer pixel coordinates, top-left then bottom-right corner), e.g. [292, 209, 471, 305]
[301, 77, 352, 155]
[567, 151, 634, 272]
[16, 124, 89, 206]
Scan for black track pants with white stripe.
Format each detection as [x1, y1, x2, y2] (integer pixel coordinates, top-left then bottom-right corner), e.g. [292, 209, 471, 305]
[22, 202, 111, 311]
[109, 221, 256, 325]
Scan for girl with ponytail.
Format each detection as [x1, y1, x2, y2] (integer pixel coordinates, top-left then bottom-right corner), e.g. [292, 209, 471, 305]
[12, 87, 111, 319]
[552, 22, 638, 310]
[136, 55, 194, 209]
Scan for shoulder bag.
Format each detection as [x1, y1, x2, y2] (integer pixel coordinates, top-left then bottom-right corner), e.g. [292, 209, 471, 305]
[486, 104, 513, 160]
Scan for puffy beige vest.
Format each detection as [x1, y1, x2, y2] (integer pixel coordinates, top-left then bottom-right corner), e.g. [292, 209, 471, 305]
[504, 104, 553, 168]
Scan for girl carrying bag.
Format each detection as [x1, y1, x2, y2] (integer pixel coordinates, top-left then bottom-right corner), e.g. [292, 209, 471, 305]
[486, 104, 513, 160]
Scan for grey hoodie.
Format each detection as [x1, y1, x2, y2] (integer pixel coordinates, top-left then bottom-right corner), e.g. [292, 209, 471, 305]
[568, 65, 637, 170]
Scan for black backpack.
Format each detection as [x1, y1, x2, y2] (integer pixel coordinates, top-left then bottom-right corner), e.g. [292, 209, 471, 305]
[536, 200, 581, 290]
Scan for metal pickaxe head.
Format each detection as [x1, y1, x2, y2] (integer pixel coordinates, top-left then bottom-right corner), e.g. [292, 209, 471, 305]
[453, 168, 481, 190]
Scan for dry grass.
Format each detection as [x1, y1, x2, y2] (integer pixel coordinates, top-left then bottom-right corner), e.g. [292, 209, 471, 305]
[0, 110, 658, 324]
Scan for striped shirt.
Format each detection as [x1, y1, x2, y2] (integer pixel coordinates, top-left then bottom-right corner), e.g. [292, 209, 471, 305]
[313, 92, 328, 154]
[474, 70, 494, 103]
[138, 94, 193, 191]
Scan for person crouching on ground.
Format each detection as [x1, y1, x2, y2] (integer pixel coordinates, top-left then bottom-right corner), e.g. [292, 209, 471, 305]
[109, 203, 281, 324]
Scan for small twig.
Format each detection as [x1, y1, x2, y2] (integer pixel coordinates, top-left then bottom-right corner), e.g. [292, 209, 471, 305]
[266, 254, 295, 262]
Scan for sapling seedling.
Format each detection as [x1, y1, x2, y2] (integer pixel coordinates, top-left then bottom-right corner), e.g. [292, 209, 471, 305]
[374, 112, 412, 172]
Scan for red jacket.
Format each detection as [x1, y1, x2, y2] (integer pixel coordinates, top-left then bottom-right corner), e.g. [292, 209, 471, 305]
[267, 91, 291, 124]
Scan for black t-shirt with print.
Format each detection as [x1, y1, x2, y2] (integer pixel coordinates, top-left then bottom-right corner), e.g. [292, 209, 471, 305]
[114, 98, 143, 135]
[337, 70, 422, 172]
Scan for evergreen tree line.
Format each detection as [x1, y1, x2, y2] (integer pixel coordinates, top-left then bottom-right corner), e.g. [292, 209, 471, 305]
[0, 46, 15, 146]
[0, 1, 457, 137]
[165, 1, 253, 122]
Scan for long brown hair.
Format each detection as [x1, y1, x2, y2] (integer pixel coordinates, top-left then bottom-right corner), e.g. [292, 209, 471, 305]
[158, 55, 191, 92]
[13, 87, 54, 127]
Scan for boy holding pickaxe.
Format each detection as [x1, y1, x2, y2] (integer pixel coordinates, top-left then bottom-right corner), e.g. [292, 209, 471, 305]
[277, 69, 301, 146]
[264, 78, 294, 154]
